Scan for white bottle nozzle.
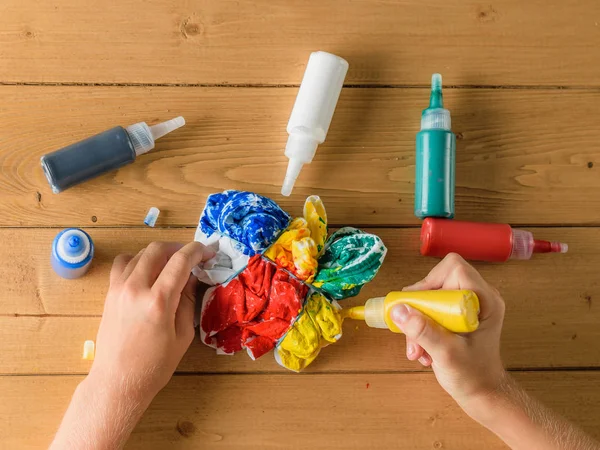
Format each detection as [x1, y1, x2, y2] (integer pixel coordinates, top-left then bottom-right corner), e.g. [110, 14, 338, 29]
[282, 158, 305, 197]
[150, 116, 186, 140]
[282, 133, 319, 196]
[126, 116, 186, 156]
[281, 51, 349, 196]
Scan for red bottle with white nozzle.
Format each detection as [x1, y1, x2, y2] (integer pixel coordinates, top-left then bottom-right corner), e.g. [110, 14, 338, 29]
[420, 218, 568, 262]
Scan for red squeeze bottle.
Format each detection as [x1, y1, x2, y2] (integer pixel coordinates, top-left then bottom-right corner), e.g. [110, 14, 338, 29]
[420, 218, 568, 262]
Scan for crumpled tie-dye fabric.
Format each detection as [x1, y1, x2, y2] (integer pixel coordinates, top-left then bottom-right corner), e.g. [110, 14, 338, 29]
[264, 195, 327, 282]
[313, 227, 388, 300]
[264, 218, 318, 281]
[275, 292, 343, 372]
[303, 195, 328, 256]
[195, 191, 387, 371]
[199, 190, 290, 255]
[192, 233, 249, 285]
[200, 255, 308, 359]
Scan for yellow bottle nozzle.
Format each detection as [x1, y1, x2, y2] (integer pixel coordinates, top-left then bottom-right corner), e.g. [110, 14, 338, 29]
[341, 306, 366, 321]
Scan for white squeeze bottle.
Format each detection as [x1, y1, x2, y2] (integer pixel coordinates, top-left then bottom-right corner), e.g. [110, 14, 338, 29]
[281, 51, 349, 196]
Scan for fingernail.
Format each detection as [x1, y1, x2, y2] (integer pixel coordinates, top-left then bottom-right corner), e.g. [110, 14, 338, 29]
[391, 304, 410, 324]
[418, 356, 429, 365]
[406, 343, 415, 357]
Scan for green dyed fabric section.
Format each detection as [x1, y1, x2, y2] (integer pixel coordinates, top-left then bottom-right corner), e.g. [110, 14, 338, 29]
[313, 227, 387, 300]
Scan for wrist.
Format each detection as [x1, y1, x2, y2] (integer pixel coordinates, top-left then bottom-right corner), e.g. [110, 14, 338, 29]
[51, 371, 152, 450]
[458, 370, 515, 425]
[82, 368, 153, 419]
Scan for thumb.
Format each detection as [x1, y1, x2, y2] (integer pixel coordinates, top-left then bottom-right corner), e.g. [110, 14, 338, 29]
[390, 304, 459, 363]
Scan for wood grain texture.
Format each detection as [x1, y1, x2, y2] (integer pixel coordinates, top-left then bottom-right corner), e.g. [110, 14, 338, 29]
[1, 372, 599, 449]
[1, 0, 600, 86]
[2, 86, 600, 227]
[2, 227, 598, 374]
[2, 0, 600, 446]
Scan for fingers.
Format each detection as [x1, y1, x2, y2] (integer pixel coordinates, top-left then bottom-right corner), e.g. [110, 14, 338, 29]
[391, 304, 460, 364]
[118, 249, 144, 281]
[405, 338, 424, 361]
[406, 338, 432, 367]
[130, 242, 185, 287]
[175, 274, 198, 341]
[153, 242, 215, 314]
[110, 254, 133, 286]
[403, 253, 474, 291]
[402, 253, 504, 324]
[418, 351, 432, 367]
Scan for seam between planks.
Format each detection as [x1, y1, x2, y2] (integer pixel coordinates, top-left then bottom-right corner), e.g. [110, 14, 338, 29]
[2, 368, 600, 377]
[2, 81, 600, 91]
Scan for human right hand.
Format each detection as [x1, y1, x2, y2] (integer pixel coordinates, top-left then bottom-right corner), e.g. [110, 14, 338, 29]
[390, 253, 507, 418]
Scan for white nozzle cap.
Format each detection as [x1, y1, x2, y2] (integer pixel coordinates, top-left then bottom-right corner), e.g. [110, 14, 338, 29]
[282, 159, 304, 197]
[150, 116, 185, 140]
[363, 297, 388, 329]
[510, 229, 534, 260]
[126, 116, 186, 156]
[281, 134, 318, 196]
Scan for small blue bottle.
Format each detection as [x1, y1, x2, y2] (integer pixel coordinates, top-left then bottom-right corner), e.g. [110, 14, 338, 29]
[51, 228, 94, 279]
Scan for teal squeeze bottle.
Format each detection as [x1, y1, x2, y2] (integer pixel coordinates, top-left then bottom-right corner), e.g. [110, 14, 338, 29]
[414, 74, 456, 219]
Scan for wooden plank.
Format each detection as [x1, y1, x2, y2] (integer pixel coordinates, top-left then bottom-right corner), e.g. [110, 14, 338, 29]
[1, 0, 600, 86]
[1, 372, 599, 449]
[2, 86, 600, 227]
[2, 227, 599, 373]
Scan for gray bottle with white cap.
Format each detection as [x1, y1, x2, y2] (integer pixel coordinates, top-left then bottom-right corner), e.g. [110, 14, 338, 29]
[41, 116, 185, 193]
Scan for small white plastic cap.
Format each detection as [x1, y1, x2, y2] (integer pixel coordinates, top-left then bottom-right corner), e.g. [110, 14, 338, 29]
[421, 108, 451, 131]
[363, 297, 388, 329]
[282, 51, 349, 196]
[126, 116, 186, 156]
[510, 229, 535, 260]
[82, 340, 95, 360]
[144, 207, 160, 227]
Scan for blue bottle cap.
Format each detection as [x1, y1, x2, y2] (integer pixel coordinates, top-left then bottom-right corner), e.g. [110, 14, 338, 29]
[52, 228, 94, 271]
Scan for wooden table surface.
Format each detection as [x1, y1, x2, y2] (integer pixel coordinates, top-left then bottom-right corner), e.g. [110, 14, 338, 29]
[1, 1, 600, 448]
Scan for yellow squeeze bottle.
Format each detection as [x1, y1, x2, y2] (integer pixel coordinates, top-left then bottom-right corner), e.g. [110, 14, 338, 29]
[343, 290, 480, 333]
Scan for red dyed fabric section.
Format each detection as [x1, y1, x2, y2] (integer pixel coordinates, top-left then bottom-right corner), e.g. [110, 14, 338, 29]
[245, 336, 276, 360]
[262, 270, 305, 322]
[200, 255, 308, 357]
[216, 326, 244, 354]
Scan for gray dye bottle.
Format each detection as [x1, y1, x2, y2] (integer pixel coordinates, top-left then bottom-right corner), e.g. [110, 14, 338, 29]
[41, 117, 185, 193]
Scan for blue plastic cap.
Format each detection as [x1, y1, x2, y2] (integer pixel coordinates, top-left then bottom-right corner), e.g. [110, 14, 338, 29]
[66, 235, 83, 254]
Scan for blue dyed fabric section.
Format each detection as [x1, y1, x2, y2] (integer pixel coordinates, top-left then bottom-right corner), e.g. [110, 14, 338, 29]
[200, 190, 291, 255]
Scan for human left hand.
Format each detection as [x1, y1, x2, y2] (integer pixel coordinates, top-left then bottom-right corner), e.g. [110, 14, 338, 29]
[88, 241, 214, 408]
